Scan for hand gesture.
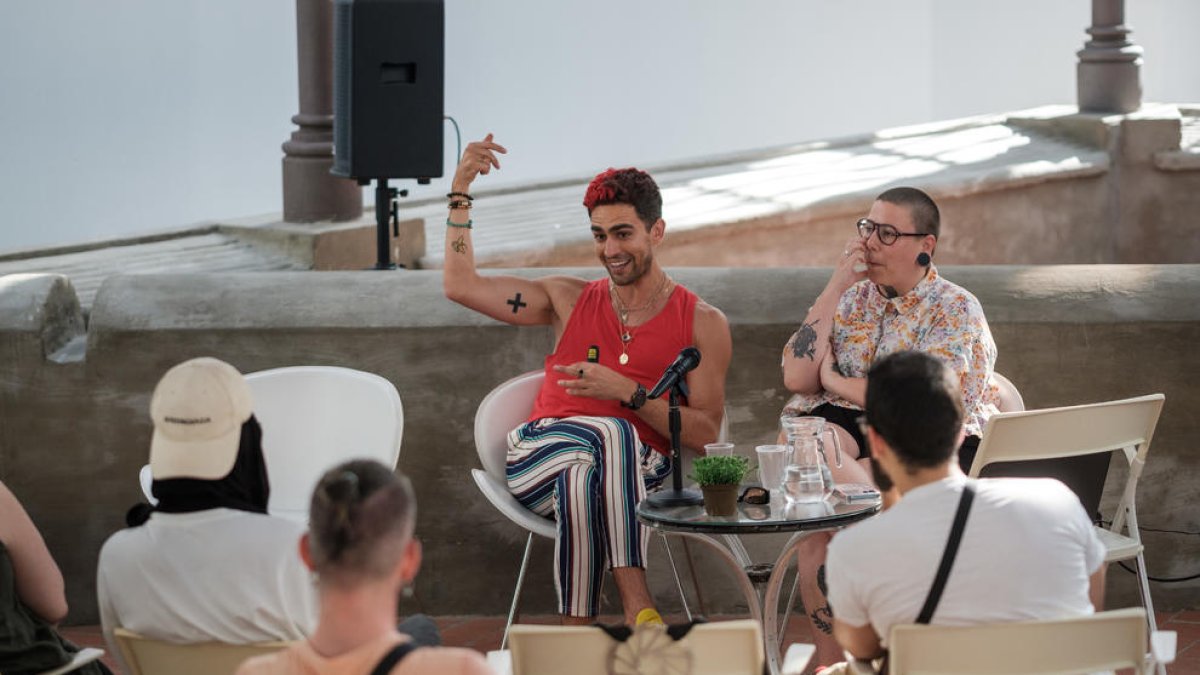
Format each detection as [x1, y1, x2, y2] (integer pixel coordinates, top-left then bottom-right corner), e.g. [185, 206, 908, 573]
[553, 362, 634, 403]
[452, 133, 507, 193]
[827, 237, 869, 296]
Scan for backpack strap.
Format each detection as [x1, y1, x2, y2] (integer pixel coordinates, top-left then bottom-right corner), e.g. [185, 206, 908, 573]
[370, 640, 419, 675]
[915, 480, 976, 624]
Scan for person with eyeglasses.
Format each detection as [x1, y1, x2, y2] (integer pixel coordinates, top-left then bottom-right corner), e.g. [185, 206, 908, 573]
[778, 187, 1002, 669]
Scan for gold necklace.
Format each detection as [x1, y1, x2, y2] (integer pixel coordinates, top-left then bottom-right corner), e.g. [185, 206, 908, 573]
[610, 274, 673, 365]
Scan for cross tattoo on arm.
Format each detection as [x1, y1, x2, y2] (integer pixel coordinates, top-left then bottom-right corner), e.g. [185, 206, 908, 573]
[506, 292, 528, 314]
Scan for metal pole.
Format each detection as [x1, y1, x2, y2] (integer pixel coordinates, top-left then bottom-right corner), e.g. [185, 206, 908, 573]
[1077, 0, 1143, 113]
[282, 0, 361, 223]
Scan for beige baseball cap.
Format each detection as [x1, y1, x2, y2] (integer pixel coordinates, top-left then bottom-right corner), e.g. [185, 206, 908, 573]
[149, 357, 254, 480]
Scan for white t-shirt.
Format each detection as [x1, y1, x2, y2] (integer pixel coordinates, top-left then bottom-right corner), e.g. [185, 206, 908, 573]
[826, 475, 1104, 646]
[98, 509, 318, 671]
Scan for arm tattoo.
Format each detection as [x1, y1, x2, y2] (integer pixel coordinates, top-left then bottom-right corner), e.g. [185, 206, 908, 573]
[506, 292, 528, 314]
[810, 563, 834, 635]
[789, 319, 820, 360]
[451, 234, 468, 254]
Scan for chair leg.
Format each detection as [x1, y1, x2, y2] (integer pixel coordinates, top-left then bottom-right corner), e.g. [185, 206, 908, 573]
[659, 532, 693, 622]
[1133, 553, 1165, 675]
[502, 532, 536, 651]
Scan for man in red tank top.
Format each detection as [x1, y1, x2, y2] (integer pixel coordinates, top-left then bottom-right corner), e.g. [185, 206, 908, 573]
[443, 135, 731, 626]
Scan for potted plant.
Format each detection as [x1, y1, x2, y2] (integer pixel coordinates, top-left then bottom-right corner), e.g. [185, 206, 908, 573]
[689, 455, 749, 516]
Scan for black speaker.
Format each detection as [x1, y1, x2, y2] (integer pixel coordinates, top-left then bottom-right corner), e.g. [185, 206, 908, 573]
[332, 0, 444, 181]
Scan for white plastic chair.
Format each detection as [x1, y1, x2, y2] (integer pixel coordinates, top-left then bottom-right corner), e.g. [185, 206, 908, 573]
[992, 371, 1024, 412]
[509, 619, 763, 675]
[967, 393, 1166, 670]
[141, 366, 403, 522]
[473, 370, 724, 649]
[842, 607, 1174, 674]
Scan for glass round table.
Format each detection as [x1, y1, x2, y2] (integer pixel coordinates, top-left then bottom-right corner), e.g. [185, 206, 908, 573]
[638, 494, 880, 674]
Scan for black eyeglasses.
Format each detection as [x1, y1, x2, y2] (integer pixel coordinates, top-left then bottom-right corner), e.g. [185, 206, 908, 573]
[856, 218, 928, 246]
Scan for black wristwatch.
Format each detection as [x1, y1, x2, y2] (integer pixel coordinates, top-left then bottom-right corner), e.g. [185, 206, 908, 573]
[622, 383, 648, 411]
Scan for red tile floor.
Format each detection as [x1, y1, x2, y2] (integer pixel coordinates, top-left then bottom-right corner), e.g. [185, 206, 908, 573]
[61, 610, 1200, 673]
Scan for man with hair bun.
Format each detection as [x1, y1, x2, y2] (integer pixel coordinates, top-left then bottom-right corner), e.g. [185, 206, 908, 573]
[443, 135, 732, 626]
[237, 460, 492, 675]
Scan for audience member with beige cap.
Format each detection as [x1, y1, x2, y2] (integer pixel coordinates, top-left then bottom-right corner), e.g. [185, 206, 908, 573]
[97, 357, 317, 673]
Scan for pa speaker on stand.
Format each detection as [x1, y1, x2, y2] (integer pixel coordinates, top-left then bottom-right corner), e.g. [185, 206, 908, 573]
[332, 0, 444, 269]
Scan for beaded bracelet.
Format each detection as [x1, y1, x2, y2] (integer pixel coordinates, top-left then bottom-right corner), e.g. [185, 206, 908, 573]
[446, 191, 473, 201]
[446, 218, 472, 229]
[448, 199, 472, 210]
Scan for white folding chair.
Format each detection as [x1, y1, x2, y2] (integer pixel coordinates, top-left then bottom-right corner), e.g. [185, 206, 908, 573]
[967, 393, 1166, 670]
[472, 370, 723, 649]
[857, 607, 1173, 674]
[141, 365, 403, 522]
[509, 619, 763, 675]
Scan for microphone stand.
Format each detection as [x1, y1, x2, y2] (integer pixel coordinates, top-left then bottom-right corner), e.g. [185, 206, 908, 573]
[645, 378, 702, 507]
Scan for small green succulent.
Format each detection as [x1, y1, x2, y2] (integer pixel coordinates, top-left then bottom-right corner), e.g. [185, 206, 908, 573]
[689, 454, 749, 486]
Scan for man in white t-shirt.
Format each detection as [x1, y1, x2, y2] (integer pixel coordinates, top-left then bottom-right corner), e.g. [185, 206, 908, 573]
[825, 351, 1105, 663]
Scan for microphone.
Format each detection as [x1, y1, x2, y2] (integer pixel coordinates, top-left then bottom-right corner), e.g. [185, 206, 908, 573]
[648, 346, 701, 399]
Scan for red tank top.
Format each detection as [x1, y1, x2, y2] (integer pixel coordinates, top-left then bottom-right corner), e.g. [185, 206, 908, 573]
[528, 279, 698, 455]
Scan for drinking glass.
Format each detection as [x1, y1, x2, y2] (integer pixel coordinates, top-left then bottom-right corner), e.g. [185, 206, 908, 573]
[754, 444, 789, 492]
[704, 442, 735, 457]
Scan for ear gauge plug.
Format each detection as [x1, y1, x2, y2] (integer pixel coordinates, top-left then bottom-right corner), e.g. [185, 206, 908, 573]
[916, 252, 931, 266]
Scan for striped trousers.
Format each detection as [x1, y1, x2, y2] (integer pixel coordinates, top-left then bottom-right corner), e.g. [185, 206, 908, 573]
[506, 416, 671, 617]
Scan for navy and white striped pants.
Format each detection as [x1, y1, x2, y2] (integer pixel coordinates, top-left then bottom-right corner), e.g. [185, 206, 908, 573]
[506, 416, 671, 617]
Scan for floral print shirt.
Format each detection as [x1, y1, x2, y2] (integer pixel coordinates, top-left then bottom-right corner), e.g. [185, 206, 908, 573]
[784, 266, 1001, 438]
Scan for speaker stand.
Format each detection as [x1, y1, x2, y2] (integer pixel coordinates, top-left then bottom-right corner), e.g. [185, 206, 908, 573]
[372, 178, 408, 270]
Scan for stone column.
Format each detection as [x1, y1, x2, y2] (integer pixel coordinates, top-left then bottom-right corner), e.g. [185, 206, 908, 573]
[1077, 0, 1143, 114]
[282, 0, 361, 222]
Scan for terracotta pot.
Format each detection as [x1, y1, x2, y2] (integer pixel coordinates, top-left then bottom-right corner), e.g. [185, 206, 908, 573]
[700, 483, 739, 517]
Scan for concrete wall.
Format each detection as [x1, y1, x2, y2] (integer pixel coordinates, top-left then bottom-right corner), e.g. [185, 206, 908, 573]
[2, 266, 1198, 625]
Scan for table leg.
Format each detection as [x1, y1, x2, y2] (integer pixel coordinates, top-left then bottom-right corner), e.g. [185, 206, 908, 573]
[665, 532, 762, 626]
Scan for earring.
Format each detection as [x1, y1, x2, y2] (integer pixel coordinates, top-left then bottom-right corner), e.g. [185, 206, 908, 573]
[916, 252, 931, 266]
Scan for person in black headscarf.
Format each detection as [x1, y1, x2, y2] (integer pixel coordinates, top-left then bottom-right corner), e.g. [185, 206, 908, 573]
[97, 358, 317, 675]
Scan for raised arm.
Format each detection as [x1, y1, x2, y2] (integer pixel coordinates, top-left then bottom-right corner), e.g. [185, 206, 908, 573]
[442, 134, 574, 327]
[781, 237, 866, 394]
[0, 480, 68, 623]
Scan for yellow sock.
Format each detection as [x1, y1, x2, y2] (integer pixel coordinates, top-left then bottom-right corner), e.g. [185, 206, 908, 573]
[635, 608, 664, 625]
